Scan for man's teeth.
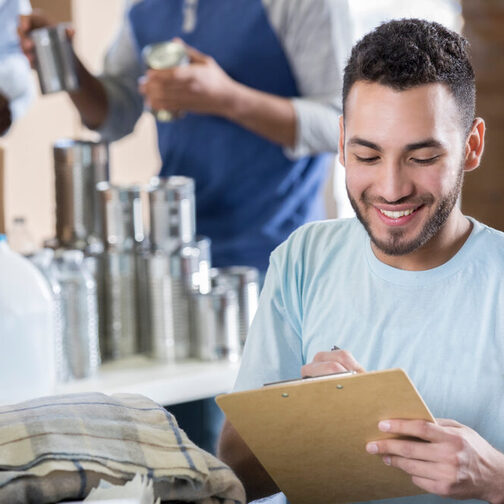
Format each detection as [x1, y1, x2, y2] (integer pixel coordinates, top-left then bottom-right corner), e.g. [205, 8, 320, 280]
[380, 208, 415, 218]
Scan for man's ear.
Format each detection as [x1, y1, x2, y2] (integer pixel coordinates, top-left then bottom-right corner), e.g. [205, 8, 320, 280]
[464, 118, 485, 172]
[338, 115, 345, 166]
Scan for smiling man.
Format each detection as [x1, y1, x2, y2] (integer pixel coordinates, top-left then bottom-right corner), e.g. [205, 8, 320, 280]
[218, 19, 504, 504]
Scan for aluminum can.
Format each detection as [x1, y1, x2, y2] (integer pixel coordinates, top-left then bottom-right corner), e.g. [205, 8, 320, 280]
[96, 183, 145, 252]
[31, 24, 79, 94]
[142, 41, 189, 121]
[55, 249, 101, 380]
[53, 139, 109, 249]
[211, 266, 259, 345]
[100, 250, 137, 360]
[145, 250, 177, 362]
[148, 176, 196, 253]
[191, 286, 240, 362]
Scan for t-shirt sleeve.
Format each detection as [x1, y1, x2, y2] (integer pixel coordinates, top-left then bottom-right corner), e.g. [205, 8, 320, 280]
[94, 0, 145, 141]
[233, 248, 304, 392]
[262, 0, 353, 158]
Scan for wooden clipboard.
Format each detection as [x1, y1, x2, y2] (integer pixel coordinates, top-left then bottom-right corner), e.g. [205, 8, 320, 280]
[216, 368, 434, 504]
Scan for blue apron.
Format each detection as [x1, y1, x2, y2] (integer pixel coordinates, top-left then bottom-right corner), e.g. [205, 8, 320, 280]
[129, 0, 330, 271]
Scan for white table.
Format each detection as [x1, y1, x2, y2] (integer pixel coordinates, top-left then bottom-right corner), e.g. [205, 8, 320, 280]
[55, 356, 240, 406]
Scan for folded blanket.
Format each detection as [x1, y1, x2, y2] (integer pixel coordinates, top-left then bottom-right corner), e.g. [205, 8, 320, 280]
[0, 392, 245, 504]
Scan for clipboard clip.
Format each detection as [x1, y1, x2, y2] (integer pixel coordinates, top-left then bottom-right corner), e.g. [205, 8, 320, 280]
[263, 370, 357, 387]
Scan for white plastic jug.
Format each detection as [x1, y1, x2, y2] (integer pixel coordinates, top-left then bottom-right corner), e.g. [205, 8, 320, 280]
[0, 235, 56, 404]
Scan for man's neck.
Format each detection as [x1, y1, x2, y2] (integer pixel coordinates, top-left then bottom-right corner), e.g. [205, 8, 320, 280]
[371, 210, 473, 271]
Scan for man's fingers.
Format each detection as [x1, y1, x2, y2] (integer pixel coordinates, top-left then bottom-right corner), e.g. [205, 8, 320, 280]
[411, 476, 455, 498]
[382, 455, 445, 481]
[436, 418, 463, 428]
[311, 350, 366, 373]
[301, 360, 349, 378]
[146, 67, 192, 84]
[375, 419, 443, 442]
[366, 437, 438, 462]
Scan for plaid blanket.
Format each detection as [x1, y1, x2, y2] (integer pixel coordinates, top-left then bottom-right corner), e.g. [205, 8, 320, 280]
[0, 392, 245, 504]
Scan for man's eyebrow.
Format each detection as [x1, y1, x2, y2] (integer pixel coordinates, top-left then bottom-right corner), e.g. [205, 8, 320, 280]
[347, 137, 445, 152]
[405, 139, 444, 151]
[347, 137, 382, 152]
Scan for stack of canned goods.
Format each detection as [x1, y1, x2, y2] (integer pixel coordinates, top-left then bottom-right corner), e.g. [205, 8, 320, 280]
[38, 138, 261, 381]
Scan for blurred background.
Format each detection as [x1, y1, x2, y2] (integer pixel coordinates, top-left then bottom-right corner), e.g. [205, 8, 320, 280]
[1, 0, 502, 246]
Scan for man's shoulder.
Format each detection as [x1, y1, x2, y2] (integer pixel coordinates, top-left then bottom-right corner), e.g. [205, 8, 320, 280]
[471, 218, 504, 258]
[272, 217, 363, 264]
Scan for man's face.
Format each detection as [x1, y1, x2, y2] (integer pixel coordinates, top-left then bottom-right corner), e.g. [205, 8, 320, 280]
[340, 82, 467, 258]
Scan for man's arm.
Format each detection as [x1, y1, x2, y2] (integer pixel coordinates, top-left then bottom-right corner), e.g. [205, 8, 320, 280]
[67, 59, 108, 130]
[218, 419, 279, 501]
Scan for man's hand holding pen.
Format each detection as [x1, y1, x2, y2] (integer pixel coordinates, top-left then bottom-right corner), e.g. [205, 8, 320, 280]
[300, 346, 366, 378]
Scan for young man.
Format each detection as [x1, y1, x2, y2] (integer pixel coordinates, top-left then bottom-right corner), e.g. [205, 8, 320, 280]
[218, 19, 504, 503]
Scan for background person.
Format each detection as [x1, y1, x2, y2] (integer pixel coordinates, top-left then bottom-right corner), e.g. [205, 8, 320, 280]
[19, 0, 352, 273]
[0, 0, 35, 136]
[218, 19, 504, 503]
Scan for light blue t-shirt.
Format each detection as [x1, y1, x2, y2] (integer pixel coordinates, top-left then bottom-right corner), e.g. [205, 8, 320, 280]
[234, 216, 504, 504]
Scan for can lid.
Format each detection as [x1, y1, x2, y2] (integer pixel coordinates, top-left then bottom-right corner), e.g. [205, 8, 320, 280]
[142, 41, 187, 69]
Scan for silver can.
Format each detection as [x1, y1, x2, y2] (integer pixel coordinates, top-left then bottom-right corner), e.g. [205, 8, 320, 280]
[96, 183, 145, 252]
[53, 139, 109, 249]
[145, 241, 205, 362]
[55, 249, 101, 380]
[142, 41, 189, 122]
[100, 250, 137, 360]
[211, 266, 259, 345]
[145, 250, 177, 362]
[191, 286, 240, 362]
[31, 24, 79, 94]
[148, 176, 196, 253]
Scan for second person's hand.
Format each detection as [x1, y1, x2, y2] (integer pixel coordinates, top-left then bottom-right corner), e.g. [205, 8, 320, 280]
[18, 10, 51, 67]
[18, 11, 75, 68]
[138, 42, 238, 118]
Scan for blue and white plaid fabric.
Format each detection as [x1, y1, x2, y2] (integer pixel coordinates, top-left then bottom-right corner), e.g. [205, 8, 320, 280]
[0, 392, 245, 504]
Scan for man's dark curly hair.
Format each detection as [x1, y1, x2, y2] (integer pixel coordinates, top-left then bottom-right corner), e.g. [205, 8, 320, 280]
[343, 18, 475, 135]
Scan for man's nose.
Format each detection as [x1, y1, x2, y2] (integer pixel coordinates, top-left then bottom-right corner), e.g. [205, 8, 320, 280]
[376, 160, 414, 203]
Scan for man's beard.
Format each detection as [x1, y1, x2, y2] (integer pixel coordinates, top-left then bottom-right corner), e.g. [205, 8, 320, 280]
[347, 169, 464, 256]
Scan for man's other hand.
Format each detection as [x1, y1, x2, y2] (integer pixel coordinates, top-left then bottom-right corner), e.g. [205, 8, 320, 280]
[0, 94, 12, 135]
[366, 418, 504, 503]
[301, 348, 366, 378]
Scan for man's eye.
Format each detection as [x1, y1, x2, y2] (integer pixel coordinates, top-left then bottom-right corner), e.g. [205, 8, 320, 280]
[411, 155, 440, 165]
[355, 155, 379, 163]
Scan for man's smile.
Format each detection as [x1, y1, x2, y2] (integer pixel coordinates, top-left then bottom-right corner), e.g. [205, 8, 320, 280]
[374, 205, 424, 227]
